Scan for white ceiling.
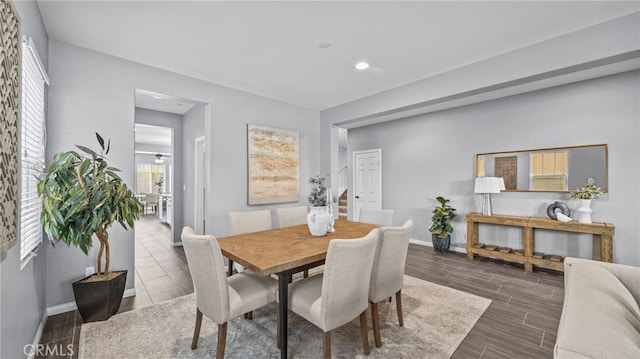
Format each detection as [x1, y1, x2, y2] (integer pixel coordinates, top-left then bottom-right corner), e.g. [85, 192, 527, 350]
[134, 124, 172, 146]
[37, 1, 640, 110]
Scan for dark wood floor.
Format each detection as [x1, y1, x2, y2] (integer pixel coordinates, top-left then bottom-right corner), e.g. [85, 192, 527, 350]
[37, 216, 564, 358]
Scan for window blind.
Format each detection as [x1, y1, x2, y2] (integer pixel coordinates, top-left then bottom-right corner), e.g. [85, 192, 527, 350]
[20, 37, 49, 266]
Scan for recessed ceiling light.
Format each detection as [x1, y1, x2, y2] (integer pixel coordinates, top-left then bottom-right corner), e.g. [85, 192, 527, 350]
[355, 62, 369, 70]
[152, 95, 162, 99]
[318, 42, 330, 49]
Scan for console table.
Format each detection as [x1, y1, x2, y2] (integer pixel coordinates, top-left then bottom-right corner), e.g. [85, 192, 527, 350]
[466, 213, 614, 272]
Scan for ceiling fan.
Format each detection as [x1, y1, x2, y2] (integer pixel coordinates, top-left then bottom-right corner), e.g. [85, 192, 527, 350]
[154, 153, 164, 164]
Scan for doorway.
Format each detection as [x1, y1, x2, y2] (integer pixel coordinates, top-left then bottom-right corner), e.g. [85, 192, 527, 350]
[352, 149, 382, 221]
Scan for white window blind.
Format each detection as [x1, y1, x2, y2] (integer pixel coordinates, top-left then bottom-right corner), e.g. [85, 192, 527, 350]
[20, 37, 49, 266]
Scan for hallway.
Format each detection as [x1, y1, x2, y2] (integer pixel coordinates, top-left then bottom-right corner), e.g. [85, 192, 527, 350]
[124, 215, 194, 312]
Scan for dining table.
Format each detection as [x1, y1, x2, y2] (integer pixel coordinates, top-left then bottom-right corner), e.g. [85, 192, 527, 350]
[217, 219, 378, 359]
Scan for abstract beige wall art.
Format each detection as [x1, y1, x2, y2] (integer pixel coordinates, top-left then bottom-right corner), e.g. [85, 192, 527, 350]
[247, 124, 299, 205]
[0, 0, 20, 253]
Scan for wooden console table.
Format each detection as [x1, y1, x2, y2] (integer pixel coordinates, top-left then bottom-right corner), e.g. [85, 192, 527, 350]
[466, 213, 614, 272]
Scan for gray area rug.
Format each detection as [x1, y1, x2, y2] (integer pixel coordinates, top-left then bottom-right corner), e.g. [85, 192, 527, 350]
[79, 275, 490, 358]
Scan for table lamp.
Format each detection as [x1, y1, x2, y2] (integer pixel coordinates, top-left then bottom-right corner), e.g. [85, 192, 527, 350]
[475, 177, 505, 215]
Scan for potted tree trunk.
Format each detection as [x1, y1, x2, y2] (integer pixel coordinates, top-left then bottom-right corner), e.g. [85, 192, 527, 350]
[428, 196, 456, 253]
[38, 133, 142, 322]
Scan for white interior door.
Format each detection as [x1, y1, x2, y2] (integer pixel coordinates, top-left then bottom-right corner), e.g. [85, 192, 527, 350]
[194, 136, 206, 234]
[353, 149, 382, 221]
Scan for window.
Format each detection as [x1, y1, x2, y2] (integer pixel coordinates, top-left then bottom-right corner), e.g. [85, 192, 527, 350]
[136, 164, 166, 193]
[20, 37, 49, 266]
[530, 152, 568, 191]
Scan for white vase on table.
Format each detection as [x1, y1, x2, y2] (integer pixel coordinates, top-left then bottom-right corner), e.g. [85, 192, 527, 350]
[307, 206, 330, 236]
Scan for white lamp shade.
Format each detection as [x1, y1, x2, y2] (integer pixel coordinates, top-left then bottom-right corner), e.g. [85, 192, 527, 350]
[475, 177, 505, 194]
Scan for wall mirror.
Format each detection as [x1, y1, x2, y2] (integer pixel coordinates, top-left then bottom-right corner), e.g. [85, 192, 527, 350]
[476, 144, 608, 192]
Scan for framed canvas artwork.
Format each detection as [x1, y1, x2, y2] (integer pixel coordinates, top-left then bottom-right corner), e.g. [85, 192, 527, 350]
[247, 124, 299, 205]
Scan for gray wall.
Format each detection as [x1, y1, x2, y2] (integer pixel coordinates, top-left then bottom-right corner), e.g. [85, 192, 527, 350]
[321, 13, 640, 266]
[182, 104, 205, 231]
[135, 108, 183, 244]
[347, 71, 639, 265]
[0, 1, 49, 357]
[44, 40, 318, 309]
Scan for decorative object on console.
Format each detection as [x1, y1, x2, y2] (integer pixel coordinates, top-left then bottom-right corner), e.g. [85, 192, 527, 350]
[428, 196, 456, 253]
[474, 177, 505, 216]
[307, 175, 331, 236]
[546, 201, 571, 220]
[570, 178, 602, 224]
[556, 213, 573, 222]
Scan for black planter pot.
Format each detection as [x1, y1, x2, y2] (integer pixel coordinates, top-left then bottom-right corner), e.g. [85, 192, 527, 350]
[72, 270, 127, 322]
[432, 234, 450, 253]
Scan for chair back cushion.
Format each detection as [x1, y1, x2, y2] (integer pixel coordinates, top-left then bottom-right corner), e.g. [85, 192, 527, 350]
[181, 227, 231, 323]
[145, 193, 159, 204]
[320, 228, 380, 331]
[276, 206, 308, 227]
[369, 220, 413, 303]
[359, 208, 394, 226]
[229, 209, 272, 235]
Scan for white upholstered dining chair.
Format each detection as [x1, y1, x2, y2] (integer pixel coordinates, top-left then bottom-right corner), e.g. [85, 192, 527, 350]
[228, 209, 272, 272]
[275, 206, 308, 228]
[181, 227, 278, 359]
[278, 228, 380, 359]
[359, 208, 395, 226]
[229, 209, 272, 235]
[368, 219, 413, 348]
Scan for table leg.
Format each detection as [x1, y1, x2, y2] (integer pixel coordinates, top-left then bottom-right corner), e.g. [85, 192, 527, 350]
[467, 221, 478, 260]
[523, 227, 534, 272]
[278, 271, 290, 359]
[227, 259, 234, 277]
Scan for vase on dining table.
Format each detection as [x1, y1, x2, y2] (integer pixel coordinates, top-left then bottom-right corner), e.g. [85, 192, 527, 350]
[307, 206, 331, 236]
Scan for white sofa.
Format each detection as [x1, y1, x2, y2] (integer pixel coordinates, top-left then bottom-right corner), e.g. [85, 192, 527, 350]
[554, 257, 640, 358]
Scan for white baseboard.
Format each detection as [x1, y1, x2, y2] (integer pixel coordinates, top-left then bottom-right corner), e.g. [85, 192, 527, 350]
[46, 288, 137, 316]
[409, 238, 467, 254]
[27, 312, 49, 359]
[46, 301, 77, 316]
[171, 241, 183, 247]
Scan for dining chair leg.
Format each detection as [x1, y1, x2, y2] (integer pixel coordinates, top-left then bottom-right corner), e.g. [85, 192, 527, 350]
[244, 311, 253, 320]
[276, 305, 281, 349]
[396, 290, 404, 327]
[191, 309, 203, 349]
[216, 322, 227, 359]
[371, 301, 382, 348]
[360, 310, 371, 355]
[303, 269, 309, 278]
[323, 331, 331, 359]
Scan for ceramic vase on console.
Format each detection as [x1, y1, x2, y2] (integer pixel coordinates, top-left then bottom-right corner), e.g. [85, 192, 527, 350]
[575, 199, 593, 224]
[307, 206, 331, 236]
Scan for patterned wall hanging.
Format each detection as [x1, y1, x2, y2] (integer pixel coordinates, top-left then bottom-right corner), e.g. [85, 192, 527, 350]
[0, 0, 20, 253]
[247, 124, 299, 205]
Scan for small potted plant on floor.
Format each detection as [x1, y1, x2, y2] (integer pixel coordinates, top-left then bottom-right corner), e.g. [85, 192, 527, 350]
[38, 133, 143, 322]
[428, 196, 456, 253]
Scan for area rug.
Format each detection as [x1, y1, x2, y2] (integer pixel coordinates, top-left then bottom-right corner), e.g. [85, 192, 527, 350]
[79, 275, 490, 358]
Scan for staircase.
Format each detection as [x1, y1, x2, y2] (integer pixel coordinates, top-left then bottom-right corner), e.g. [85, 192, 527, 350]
[338, 190, 348, 220]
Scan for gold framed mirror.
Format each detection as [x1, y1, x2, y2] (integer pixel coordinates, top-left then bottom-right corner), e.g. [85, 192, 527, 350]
[476, 144, 608, 193]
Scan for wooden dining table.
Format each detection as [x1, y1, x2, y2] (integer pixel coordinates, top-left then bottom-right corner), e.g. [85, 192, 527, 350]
[217, 219, 378, 359]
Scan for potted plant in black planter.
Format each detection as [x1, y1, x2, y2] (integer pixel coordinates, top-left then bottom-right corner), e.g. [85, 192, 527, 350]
[38, 133, 142, 322]
[428, 196, 456, 253]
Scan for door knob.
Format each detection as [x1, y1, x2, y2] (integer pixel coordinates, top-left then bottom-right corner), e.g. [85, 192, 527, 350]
[355, 196, 360, 199]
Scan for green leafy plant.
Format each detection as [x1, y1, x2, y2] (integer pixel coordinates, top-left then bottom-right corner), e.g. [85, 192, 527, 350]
[570, 178, 602, 199]
[428, 196, 457, 239]
[308, 175, 328, 207]
[154, 176, 164, 192]
[38, 133, 143, 277]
